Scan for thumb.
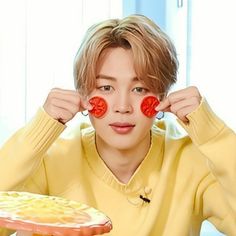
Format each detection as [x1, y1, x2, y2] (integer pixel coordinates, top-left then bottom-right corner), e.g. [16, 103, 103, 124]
[80, 98, 93, 111]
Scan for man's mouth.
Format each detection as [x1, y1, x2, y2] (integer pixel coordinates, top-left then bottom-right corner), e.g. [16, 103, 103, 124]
[109, 122, 135, 134]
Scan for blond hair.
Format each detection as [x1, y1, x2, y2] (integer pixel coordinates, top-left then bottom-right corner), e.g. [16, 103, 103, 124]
[74, 14, 178, 97]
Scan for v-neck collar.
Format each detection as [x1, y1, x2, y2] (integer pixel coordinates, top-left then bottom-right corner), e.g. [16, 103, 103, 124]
[82, 126, 164, 194]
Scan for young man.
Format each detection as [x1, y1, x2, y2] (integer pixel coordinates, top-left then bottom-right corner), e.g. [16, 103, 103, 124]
[0, 14, 235, 235]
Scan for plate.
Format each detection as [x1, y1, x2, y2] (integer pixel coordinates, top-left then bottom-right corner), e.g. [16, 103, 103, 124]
[0, 191, 112, 235]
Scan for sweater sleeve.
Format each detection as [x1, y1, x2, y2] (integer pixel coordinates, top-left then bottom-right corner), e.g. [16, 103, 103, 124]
[0, 108, 65, 191]
[179, 99, 236, 229]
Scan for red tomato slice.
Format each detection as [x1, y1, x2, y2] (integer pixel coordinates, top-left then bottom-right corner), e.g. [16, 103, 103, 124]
[140, 96, 160, 118]
[88, 96, 107, 118]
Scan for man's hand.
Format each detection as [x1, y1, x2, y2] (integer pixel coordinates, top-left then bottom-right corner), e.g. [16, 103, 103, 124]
[43, 88, 92, 124]
[156, 86, 202, 122]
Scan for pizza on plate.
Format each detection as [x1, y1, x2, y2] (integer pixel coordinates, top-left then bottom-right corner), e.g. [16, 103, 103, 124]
[0, 191, 112, 236]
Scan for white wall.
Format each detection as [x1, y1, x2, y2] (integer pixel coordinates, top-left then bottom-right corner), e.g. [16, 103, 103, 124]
[189, 0, 236, 131]
[0, 0, 122, 145]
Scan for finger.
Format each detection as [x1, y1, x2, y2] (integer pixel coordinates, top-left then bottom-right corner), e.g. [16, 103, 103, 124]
[51, 87, 79, 95]
[46, 105, 74, 124]
[156, 91, 186, 112]
[80, 98, 93, 111]
[168, 86, 201, 103]
[169, 96, 200, 115]
[50, 98, 80, 115]
[43, 98, 79, 123]
[50, 89, 81, 106]
[176, 105, 197, 123]
[50, 89, 93, 110]
[156, 86, 201, 112]
[57, 110, 75, 124]
[155, 98, 171, 111]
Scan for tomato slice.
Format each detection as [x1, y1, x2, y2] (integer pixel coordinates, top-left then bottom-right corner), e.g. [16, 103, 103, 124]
[140, 96, 160, 118]
[88, 96, 107, 118]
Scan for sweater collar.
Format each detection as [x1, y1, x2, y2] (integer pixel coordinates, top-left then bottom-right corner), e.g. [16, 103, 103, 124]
[82, 126, 164, 194]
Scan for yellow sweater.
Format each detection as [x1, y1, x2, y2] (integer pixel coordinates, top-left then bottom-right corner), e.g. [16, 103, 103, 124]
[0, 99, 236, 236]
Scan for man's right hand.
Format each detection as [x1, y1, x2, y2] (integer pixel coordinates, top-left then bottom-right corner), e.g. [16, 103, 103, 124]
[43, 88, 92, 124]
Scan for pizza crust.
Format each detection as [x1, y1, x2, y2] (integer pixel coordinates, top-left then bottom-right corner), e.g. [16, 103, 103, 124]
[0, 191, 112, 235]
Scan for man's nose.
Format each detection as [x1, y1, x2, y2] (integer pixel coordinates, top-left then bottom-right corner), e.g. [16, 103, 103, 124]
[112, 93, 133, 114]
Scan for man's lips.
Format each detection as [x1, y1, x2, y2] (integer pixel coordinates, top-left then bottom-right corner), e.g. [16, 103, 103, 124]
[109, 123, 135, 134]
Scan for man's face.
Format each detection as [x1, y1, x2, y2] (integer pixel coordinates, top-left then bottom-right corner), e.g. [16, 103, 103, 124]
[88, 47, 157, 151]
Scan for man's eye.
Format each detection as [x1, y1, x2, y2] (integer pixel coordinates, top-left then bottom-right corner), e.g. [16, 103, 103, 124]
[133, 87, 148, 94]
[98, 85, 112, 91]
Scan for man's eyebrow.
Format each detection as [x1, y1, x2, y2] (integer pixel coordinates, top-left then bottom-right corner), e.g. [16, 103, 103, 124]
[96, 74, 117, 81]
[96, 74, 139, 81]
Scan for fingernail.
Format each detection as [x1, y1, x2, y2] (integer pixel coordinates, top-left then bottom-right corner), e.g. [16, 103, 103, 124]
[155, 104, 161, 111]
